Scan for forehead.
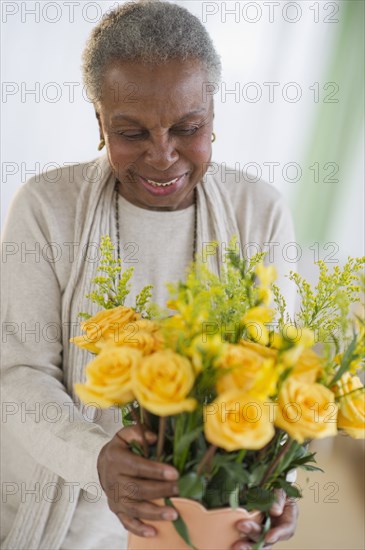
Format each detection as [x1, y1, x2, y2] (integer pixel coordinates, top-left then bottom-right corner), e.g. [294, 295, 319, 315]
[99, 59, 213, 122]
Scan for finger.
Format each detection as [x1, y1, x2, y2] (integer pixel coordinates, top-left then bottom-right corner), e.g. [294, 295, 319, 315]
[112, 449, 179, 482]
[116, 500, 179, 522]
[117, 512, 156, 538]
[231, 541, 272, 550]
[265, 499, 298, 545]
[117, 433, 179, 482]
[270, 488, 286, 516]
[117, 427, 157, 445]
[236, 520, 261, 538]
[116, 476, 179, 501]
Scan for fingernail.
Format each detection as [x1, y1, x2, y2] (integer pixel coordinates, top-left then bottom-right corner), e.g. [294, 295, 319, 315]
[164, 468, 179, 480]
[238, 522, 250, 534]
[162, 510, 178, 521]
[143, 528, 155, 537]
[239, 521, 260, 534]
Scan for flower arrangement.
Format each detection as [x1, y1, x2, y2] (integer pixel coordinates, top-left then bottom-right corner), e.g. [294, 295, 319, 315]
[71, 236, 364, 549]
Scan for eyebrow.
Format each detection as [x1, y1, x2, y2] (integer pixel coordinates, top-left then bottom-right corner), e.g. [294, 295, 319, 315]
[111, 108, 207, 124]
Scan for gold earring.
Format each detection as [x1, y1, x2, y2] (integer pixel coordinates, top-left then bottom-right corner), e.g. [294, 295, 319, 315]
[98, 138, 105, 151]
[211, 132, 216, 143]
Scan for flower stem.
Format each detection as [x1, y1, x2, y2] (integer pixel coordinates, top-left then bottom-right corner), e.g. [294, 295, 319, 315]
[141, 407, 152, 431]
[157, 416, 167, 461]
[197, 445, 217, 476]
[260, 437, 293, 488]
[130, 407, 149, 458]
[235, 449, 246, 463]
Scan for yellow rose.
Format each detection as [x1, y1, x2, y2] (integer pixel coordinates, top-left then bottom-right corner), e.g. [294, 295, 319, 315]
[291, 348, 324, 384]
[240, 340, 278, 361]
[108, 319, 164, 355]
[74, 346, 142, 408]
[241, 307, 275, 345]
[131, 350, 197, 416]
[239, 341, 283, 399]
[334, 373, 365, 439]
[280, 328, 315, 367]
[250, 359, 280, 401]
[204, 390, 275, 451]
[216, 345, 267, 394]
[70, 306, 140, 353]
[275, 378, 338, 443]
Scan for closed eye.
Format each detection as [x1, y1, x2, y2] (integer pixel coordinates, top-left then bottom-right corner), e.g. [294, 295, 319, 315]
[116, 125, 200, 140]
[117, 131, 148, 141]
[171, 126, 200, 136]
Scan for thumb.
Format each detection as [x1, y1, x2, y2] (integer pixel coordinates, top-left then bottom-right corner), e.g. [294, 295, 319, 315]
[116, 426, 157, 446]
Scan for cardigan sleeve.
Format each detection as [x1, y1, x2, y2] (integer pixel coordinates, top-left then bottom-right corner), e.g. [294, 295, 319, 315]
[1, 182, 111, 495]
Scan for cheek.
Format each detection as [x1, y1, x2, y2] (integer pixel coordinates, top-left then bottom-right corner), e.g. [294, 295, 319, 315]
[107, 139, 141, 171]
[184, 137, 212, 169]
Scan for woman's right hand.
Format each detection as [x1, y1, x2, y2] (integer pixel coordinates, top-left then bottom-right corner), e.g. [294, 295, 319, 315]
[97, 426, 180, 537]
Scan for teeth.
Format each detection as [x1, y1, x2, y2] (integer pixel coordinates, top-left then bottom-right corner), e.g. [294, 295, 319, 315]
[146, 177, 179, 187]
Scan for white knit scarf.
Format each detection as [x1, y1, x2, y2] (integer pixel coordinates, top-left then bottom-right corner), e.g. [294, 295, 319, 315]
[4, 155, 242, 549]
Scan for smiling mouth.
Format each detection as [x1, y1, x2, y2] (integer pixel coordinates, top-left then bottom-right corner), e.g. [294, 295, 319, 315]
[145, 177, 179, 187]
[139, 173, 188, 188]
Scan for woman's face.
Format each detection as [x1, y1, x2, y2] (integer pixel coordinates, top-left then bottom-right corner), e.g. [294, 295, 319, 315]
[96, 59, 214, 211]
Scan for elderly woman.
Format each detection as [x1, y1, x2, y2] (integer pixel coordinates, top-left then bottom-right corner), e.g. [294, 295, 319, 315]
[1, 2, 298, 549]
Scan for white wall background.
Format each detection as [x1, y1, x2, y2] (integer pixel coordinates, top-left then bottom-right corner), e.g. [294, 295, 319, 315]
[1, 0, 364, 261]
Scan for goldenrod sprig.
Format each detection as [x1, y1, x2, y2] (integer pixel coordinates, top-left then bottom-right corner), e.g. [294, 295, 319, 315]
[80, 235, 153, 316]
[287, 257, 364, 343]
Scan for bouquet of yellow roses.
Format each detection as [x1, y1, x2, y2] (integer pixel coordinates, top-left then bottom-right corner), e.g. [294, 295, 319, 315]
[71, 236, 364, 549]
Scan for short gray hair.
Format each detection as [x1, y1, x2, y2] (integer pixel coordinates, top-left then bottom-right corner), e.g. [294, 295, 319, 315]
[82, 0, 222, 102]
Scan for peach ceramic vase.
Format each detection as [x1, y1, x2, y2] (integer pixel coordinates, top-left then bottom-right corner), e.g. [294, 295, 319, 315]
[127, 498, 262, 550]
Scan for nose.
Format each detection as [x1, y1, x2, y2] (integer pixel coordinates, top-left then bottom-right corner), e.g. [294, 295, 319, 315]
[144, 132, 179, 171]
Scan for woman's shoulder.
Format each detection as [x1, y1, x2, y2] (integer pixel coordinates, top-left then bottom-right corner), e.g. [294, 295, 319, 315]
[6, 156, 108, 222]
[208, 161, 284, 208]
[2, 156, 109, 243]
[207, 161, 294, 239]
[19, 156, 106, 202]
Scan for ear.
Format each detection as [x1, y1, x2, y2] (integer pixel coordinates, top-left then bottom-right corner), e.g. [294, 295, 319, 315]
[95, 111, 104, 140]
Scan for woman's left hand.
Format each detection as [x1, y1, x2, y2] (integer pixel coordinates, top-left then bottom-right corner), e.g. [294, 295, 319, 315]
[231, 489, 299, 550]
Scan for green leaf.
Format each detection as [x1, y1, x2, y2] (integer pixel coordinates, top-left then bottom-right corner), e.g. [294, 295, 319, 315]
[220, 461, 250, 484]
[178, 473, 205, 500]
[175, 427, 203, 455]
[291, 450, 317, 466]
[248, 464, 268, 486]
[330, 335, 358, 386]
[272, 479, 302, 499]
[273, 440, 303, 476]
[245, 487, 276, 512]
[229, 485, 240, 509]
[252, 515, 271, 550]
[204, 468, 235, 509]
[300, 464, 324, 472]
[164, 498, 197, 550]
